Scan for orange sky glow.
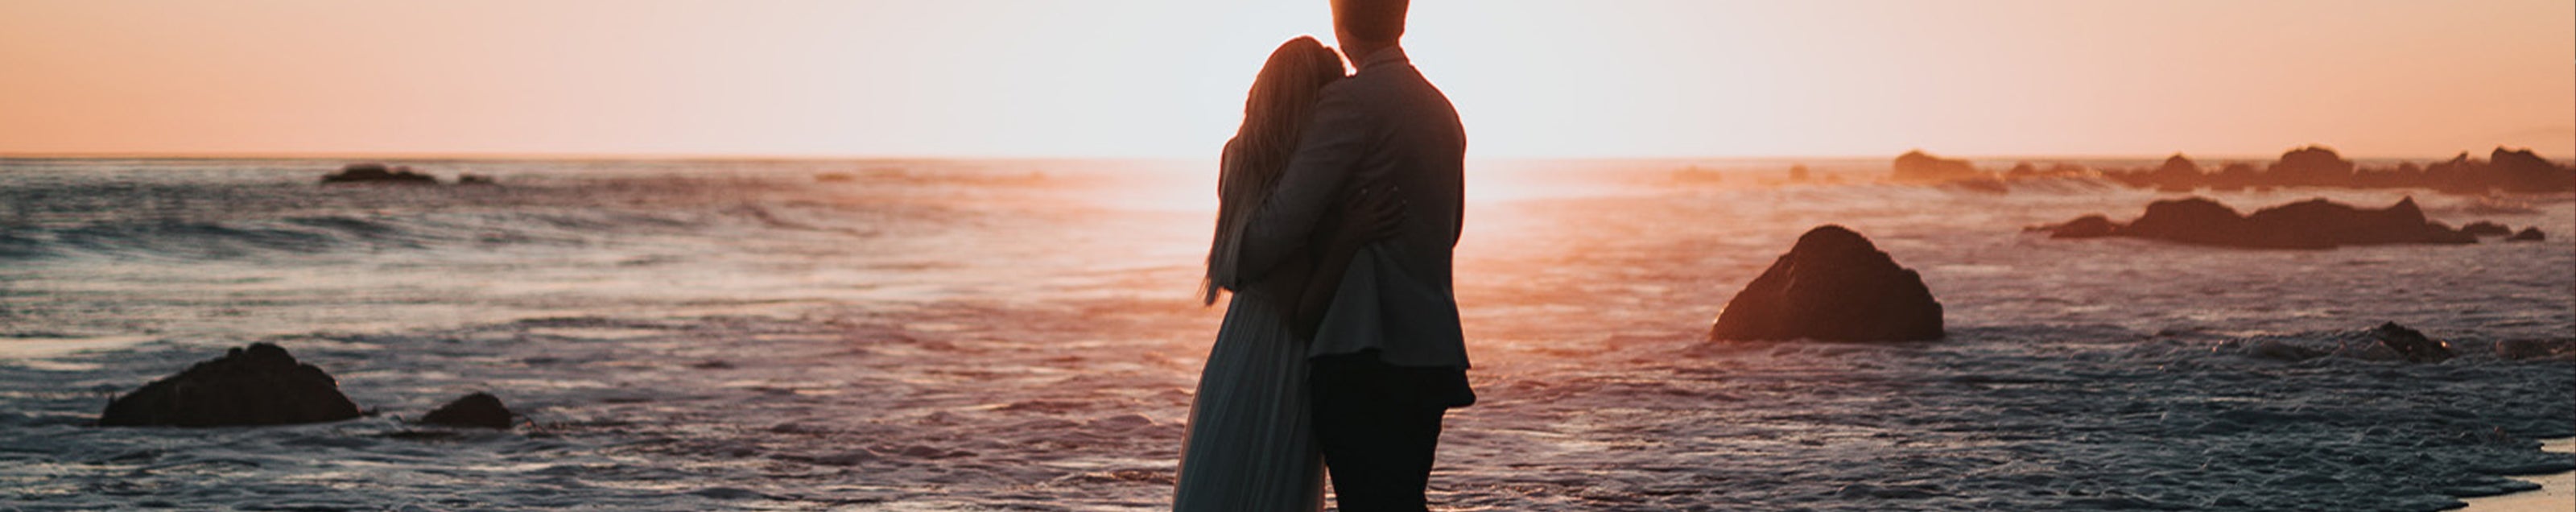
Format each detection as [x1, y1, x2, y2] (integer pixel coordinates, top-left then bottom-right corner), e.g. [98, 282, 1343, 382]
[2, 0, 2570, 159]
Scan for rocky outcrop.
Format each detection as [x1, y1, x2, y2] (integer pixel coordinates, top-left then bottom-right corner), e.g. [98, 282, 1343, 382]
[2341, 322, 2452, 363]
[2070, 145, 2576, 193]
[419, 392, 514, 429]
[2487, 147, 2573, 193]
[2495, 338, 2576, 361]
[2145, 154, 2205, 191]
[2508, 228, 2545, 242]
[2460, 221, 2512, 237]
[98, 343, 363, 427]
[1891, 150, 1984, 184]
[320, 163, 438, 185]
[1709, 225, 1944, 342]
[2043, 214, 2119, 238]
[2268, 146, 2355, 186]
[2036, 196, 2477, 249]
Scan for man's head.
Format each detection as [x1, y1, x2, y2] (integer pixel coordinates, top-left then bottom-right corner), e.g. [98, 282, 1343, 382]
[1331, 0, 1407, 59]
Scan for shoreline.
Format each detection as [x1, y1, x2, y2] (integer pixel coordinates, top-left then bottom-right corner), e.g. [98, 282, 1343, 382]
[2461, 437, 2576, 511]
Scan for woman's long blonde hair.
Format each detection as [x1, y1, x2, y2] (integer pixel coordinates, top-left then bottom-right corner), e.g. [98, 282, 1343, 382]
[1203, 36, 1346, 305]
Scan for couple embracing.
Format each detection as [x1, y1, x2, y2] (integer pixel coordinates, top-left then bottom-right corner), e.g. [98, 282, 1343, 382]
[1177, 1, 1473, 511]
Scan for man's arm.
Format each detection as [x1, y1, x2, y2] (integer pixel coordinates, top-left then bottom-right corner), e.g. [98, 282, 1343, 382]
[1233, 85, 1375, 283]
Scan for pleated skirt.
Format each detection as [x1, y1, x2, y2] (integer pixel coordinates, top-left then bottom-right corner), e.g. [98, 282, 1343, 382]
[1172, 290, 1326, 512]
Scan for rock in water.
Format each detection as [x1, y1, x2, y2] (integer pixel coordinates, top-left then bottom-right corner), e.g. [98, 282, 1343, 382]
[320, 163, 438, 185]
[2043, 214, 2120, 239]
[1709, 225, 1944, 341]
[419, 392, 514, 429]
[98, 343, 363, 427]
[2508, 228, 2545, 242]
[2460, 221, 2512, 237]
[1890, 150, 1984, 184]
[2367, 322, 2453, 363]
[2046, 196, 2475, 249]
[2495, 338, 2576, 361]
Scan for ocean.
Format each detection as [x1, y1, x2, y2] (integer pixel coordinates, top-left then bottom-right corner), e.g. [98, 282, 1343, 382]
[2, 157, 2570, 510]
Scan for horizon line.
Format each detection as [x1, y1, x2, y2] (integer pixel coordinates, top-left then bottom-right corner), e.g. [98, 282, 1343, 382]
[5, 148, 2563, 163]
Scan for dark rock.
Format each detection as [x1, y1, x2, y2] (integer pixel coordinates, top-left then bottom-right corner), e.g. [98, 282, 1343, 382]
[2363, 322, 2452, 363]
[2460, 221, 2512, 237]
[2116, 196, 2273, 247]
[98, 343, 363, 427]
[419, 392, 514, 429]
[1891, 150, 1984, 184]
[2081, 146, 2571, 192]
[2048, 196, 2475, 249]
[2240, 196, 2473, 246]
[455, 173, 497, 186]
[2209, 162, 2261, 190]
[2248, 340, 2327, 361]
[320, 163, 439, 185]
[2146, 154, 2204, 190]
[2042, 214, 2120, 238]
[2268, 146, 2355, 186]
[2488, 147, 2576, 193]
[1709, 225, 1944, 342]
[2507, 228, 2545, 242]
[2495, 338, 2576, 361]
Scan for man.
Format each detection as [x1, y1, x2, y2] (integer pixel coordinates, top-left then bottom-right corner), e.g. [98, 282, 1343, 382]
[1232, 0, 1472, 510]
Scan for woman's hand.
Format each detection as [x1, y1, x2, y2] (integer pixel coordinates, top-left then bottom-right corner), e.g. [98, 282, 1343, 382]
[1288, 181, 1404, 339]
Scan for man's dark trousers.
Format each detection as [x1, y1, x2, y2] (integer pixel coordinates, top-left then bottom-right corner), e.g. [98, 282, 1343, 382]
[1311, 349, 1473, 512]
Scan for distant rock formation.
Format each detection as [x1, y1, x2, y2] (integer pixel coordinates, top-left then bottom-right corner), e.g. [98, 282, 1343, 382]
[1891, 150, 1984, 184]
[2043, 214, 2119, 238]
[320, 163, 440, 185]
[2145, 154, 2205, 192]
[2268, 146, 2355, 186]
[98, 343, 363, 427]
[1709, 225, 1944, 341]
[1787, 164, 1812, 183]
[2508, 228, 2545, 242]
[419, 392, 514, 429]
[2482, 147, 2571, 193]
[2459, 221, 2513, 237]
[2495, 338, 2576, 361]
[455, 173, 497, 186]
[2037, 196, 2477, 249]
[2087, 146, 2574, 193]
[2341, 322, 2452, 363]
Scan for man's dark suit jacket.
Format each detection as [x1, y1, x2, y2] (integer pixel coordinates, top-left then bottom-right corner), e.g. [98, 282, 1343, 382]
[1234, 47, 1470, 370]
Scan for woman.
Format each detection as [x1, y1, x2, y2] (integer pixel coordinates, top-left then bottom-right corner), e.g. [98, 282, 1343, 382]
[1174, 36, 1401, 511]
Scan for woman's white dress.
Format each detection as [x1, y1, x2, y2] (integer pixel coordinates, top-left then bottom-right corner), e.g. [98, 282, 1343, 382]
[1172, 287, 1325, 511]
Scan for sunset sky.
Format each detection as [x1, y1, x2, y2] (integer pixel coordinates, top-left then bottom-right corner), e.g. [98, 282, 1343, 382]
[2, 0, 2570, 159]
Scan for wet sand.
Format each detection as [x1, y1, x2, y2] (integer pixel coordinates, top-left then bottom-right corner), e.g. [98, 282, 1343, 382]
[2462, 438, 2576, 512]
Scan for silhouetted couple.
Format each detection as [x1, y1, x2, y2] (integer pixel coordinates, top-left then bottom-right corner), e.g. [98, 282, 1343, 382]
[1176, 1, 1474, 511]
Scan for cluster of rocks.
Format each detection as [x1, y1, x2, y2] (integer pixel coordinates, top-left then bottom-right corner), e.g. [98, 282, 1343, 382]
[2460, 221, 2549, 242]
[1708, 225, 1944, 342]
[2033, 196, 2546, 249]
[2099, 147, 2576, 194]
[97, 343, 514, 430]
[1884, 147, 2574, 194]
[2244, 322, 2575, 363]
[320, 163, 496, 186]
